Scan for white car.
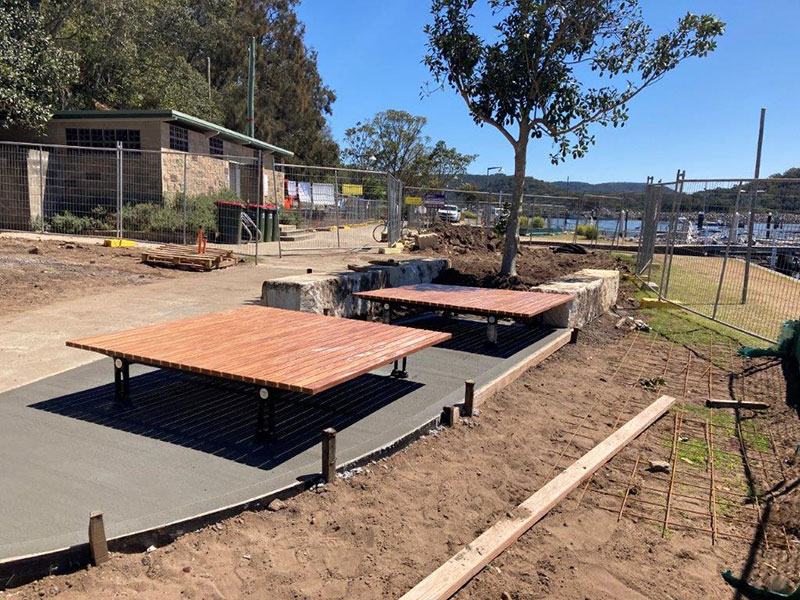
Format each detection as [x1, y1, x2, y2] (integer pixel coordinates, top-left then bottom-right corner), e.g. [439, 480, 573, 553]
[437, 204, 462, 222]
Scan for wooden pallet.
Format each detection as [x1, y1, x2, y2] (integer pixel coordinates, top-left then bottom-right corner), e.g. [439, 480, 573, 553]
[141, 244, 237, 271]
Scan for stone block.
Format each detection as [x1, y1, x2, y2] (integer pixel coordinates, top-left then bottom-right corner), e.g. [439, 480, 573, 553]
[261, 258, 449, 318]
[532, 268, 619, 328]
[414, 233, 439, 250]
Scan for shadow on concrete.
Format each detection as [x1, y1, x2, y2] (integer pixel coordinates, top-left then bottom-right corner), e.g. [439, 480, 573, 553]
[30, 371, 422, 471]
[401, 314, 554, 359]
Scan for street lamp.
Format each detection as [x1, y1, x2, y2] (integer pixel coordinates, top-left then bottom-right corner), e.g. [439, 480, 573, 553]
[486, 166, 503, 177]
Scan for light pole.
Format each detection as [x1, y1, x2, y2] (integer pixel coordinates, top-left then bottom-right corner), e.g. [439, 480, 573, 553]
[486, 167, 504, 213]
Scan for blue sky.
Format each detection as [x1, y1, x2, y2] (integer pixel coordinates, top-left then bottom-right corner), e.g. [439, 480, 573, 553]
[296, 1, 799, 183]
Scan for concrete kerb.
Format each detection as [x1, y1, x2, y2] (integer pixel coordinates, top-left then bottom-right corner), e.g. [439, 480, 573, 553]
[261, 258, 450, 318]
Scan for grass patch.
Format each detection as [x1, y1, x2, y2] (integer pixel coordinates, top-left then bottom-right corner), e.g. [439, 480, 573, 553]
[633, 285, 762, 349]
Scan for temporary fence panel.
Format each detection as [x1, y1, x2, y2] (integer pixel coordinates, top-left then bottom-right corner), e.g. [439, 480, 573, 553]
[275, 163, 393, 252]
[637, 177, 800, 343]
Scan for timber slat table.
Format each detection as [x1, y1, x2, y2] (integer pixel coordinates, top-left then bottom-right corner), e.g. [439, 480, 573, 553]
[66, 306, 451, 440]
[355, 284, 573, 344]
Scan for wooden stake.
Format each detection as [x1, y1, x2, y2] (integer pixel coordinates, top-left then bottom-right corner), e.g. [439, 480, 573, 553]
[399, 394, 676, 600]
[443, 405, 459, 427]
[322, 428, 336, 482]
[570, 328, 580, 344]
[88, 511, 109, 566]
[706, 399, 769, 410]
[463, 380, 475, 417]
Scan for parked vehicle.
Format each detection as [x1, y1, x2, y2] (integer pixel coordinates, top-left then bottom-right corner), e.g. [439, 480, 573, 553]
[438, 204, 462, 222]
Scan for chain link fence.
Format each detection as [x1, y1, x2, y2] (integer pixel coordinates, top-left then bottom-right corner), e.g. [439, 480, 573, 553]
[636, 176, 800, 343]
[0, 142, 410, 259]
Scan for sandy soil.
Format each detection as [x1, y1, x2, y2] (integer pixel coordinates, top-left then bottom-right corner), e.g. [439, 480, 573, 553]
[4, 234, 796, 599]
[0, 235, 194, 314]
[11, 307, 797, 599]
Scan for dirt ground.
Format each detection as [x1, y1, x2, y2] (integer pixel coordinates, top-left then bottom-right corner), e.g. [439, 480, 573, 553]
[0, 235, 193, 314]
[10, 300, 798, 599]
[4, 235, 797, 599]
[416, 223, 624, 289]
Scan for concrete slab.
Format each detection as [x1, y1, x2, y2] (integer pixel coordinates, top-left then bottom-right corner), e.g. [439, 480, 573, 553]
[0, 316, 566, 567]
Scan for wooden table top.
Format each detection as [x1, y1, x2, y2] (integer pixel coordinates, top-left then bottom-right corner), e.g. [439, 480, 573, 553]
[67, 306, 451, 395]
[355, 284, 572, 319]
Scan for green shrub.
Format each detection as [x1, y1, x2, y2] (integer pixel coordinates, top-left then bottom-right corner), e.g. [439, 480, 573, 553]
[575, 223, 599, 240]
[462, 209, 477, 220]
[518, 215, 528, 228]
[531, 215, 547, 229]
[50, 207, 115, 234]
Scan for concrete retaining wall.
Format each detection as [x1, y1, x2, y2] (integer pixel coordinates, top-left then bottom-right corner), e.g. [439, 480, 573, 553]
[533, 268, 619, 329]
[261, 258, 449, 317]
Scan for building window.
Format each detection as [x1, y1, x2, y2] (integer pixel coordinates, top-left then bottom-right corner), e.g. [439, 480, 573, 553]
[169, 124, 189, 152]
[209, 137, 223, 156]
[65, 128, 141, 149]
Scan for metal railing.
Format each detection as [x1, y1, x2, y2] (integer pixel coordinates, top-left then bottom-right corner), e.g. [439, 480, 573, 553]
[636, 175, 800, 343]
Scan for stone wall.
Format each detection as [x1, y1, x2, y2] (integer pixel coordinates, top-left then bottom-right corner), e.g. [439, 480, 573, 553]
[261, 259, 450, 318]
[532, 268, 619, 329]
[161, 153, 229, 198]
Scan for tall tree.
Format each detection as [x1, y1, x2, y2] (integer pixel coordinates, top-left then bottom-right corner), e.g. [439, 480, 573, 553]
[425, 0, 724, 275]
[0, 0, 77, 131]
[40, 0, 338, 163]
[343, 109, 475, 187]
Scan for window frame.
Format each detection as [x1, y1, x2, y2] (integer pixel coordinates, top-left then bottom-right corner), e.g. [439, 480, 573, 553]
[169, 124, 189, 152]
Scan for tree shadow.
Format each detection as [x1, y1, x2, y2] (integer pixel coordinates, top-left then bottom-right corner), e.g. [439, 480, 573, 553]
[30, 370, 422, 471]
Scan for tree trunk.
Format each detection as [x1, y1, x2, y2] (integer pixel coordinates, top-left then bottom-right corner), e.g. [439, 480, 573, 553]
[499, 140, 529, 276]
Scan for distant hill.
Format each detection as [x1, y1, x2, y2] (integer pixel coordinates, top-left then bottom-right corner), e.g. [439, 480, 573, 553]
[455, 174, 647, 197]
[550, 180, 648, 194]
[457, 174, 571, 197]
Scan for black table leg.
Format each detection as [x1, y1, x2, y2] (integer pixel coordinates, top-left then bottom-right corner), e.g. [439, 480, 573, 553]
[382, 302, 392, 324]
[113, 358, 131, 404]
[391, 356, 408, 378]
[486, 315, 498, 345]
[256, 387, 280, 442]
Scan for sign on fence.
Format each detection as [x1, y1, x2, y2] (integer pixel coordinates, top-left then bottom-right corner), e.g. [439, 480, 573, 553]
[404, 196, 423, 206]
[342, 183, 363, 196]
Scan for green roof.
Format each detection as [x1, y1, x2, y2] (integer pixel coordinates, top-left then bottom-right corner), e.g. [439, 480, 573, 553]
[51, 109, 294, 156]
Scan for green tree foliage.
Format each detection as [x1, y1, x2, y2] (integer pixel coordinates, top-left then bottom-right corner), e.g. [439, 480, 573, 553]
[0, 1, 77, 131]
[29, 0, 336, 163]
[425, 0, 724, 275]
[343, 109, 476, 187]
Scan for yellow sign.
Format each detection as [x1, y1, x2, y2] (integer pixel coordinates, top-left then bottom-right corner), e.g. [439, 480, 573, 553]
[341, 183, 363, 196]
[404, 196, 423, 206]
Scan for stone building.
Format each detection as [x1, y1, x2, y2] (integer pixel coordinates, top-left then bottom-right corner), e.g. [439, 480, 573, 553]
[0, 109, 291, 230]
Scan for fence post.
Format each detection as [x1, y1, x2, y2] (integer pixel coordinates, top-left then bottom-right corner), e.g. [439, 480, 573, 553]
[661, 170, 685, 299]
[334, 168, 341, 248]
[116, 142, 123, 239]
[742, 108, 766, 304]
[38, 145, 45, 233]
[272, 166, 282, 259]
[255, 151, 262, 265]
[182, 154, 188, 246]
